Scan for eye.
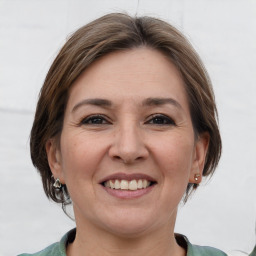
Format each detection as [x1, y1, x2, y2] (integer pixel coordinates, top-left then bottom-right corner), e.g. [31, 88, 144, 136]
[80, 115, 110, 125]
[146, 114, 176, 126]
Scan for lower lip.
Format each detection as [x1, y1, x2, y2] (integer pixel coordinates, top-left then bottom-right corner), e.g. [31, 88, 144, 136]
[101, 184, 155, 199]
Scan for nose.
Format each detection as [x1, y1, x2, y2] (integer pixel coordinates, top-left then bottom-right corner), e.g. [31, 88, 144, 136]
[108, 122, 149, 164]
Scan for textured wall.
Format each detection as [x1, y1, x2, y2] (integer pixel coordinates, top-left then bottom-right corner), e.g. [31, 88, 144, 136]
[0, 0, 255, 255]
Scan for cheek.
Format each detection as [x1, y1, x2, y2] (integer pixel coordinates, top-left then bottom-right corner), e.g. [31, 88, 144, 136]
[60, 133, 104, 181]
[147, 134, 195, 221]
[151, 133, 195, 180]
[59, 133, 106, 205]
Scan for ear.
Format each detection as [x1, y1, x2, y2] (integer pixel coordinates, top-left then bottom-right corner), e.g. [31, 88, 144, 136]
[45, 139, 65, 184]
[189, 132, 210, 184]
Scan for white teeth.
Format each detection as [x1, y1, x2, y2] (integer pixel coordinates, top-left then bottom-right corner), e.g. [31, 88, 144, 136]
[120, 180, 129, 190]
[114, 179, 120, 189]
[143, 179, 147, 188]
[104, 179, 152, 190]
[109, 180, 115, 189]
[105, 180, 110, 188]
[137, 179, 143, 189]
[129, 180, 137, 190]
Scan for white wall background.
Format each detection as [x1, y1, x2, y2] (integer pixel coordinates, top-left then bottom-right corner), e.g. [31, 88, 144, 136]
[0, 0, 256, 255]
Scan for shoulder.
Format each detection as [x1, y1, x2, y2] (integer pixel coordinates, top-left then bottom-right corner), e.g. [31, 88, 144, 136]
[175, 233, 227, 256]
[17, 242, 63, 256]
[189, 244, 228, 256]
[249, 245, 256, 256]
[17, 229, 75, 256]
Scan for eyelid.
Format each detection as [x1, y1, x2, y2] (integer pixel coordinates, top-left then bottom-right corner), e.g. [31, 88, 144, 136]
[77, 113, 175, 126]
[79, 114, 111, 125]
[145, 113, 176, 125]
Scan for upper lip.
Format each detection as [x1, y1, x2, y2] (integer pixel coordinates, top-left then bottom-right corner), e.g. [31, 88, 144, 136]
[99, 173, 157, 184]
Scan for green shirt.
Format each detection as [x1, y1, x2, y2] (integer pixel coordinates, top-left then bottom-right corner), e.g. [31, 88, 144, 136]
[249, 245, 256, 256]
[19, 229, 227, 256]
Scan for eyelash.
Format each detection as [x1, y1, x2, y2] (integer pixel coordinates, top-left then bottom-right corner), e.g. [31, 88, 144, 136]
[80, 114, 110, 125]
[145, 114, 176, 126]
[79, 114, 176, 126]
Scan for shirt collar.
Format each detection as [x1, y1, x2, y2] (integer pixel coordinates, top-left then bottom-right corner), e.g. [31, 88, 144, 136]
[61, 229, 195, 256]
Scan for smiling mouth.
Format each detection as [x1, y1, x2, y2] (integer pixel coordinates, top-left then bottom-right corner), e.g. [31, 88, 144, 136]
[103, 179, 155, 191]
[100, 173, 157, 193]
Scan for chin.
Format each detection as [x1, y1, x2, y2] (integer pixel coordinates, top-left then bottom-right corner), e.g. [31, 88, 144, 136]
[103, 221, 153, 238]
[96, 208, 159, 238]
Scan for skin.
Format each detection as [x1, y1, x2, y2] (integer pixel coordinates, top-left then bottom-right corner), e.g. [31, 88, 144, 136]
[46, 47, 209, 256]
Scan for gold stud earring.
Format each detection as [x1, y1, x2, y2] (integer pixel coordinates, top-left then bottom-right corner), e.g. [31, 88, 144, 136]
[194, 174, 200, 182]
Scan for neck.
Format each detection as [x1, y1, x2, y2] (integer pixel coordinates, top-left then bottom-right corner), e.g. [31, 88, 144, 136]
[67, 210, 186, 256]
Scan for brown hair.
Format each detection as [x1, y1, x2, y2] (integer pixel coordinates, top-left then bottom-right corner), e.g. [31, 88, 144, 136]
[30, 13, 222, 209]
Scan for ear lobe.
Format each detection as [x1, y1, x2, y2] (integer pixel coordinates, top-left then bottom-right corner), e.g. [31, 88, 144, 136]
[45, 139, 64, 182]
[189, 132, 210, 183]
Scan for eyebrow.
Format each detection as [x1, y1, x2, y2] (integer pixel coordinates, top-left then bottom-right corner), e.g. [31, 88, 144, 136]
[72, 98, 112, 113]
[72, 97, 183, 113]
[142, 97, 183, 109]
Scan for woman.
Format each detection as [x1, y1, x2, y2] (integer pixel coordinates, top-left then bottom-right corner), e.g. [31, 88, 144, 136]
[20, 13, 226, 256]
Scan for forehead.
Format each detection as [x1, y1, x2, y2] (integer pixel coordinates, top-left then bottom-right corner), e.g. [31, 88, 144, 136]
[67, 47, 189, 110]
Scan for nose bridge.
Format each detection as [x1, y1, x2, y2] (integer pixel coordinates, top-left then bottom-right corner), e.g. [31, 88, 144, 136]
[119, 119, 140, 149]
[109, 116, 148, 163]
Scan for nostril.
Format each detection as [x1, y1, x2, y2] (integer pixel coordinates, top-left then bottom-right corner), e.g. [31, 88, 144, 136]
[123, 156, 144, 164]
[113, 155, 122, 161]
[108, 138, 149, 164]
[111, 155, 141, 164]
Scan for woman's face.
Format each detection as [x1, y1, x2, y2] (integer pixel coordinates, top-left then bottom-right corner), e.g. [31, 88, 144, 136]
[47, 47, 208, 237]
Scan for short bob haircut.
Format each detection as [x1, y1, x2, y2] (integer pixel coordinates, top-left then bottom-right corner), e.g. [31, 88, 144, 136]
[30, 13, 222, 211]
